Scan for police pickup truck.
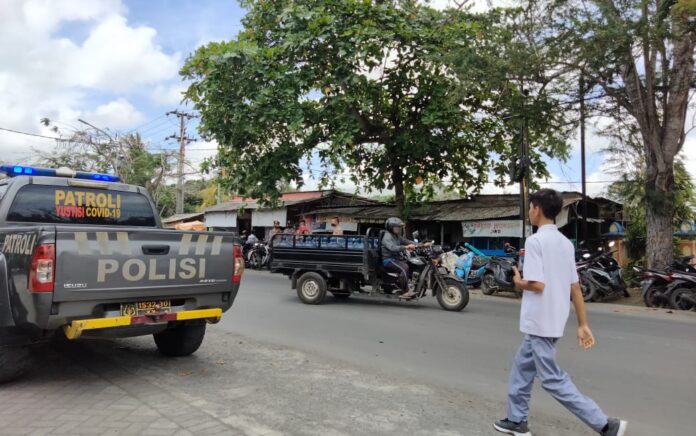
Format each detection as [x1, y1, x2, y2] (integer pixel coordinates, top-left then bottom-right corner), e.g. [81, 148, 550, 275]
[0, 165, 243, 382]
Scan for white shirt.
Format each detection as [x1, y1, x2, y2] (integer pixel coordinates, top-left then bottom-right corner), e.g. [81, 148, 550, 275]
[519, 224, 578, 338]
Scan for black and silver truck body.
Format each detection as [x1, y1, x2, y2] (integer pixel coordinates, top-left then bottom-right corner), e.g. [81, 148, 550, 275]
[0, 170, 243, 381]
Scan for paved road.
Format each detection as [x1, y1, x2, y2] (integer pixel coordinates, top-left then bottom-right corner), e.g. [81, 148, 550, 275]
[221, 270, 696, 436]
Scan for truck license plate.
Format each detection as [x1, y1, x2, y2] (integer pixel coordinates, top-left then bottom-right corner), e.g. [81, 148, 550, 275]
[121, 300, 171, 316]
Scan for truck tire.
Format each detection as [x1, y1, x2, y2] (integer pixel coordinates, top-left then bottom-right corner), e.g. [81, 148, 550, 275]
[437, 278, 469, 312]
[0, 345, 29, 383]
[154, 321, 206, 357]
[297, 272, 327, 305]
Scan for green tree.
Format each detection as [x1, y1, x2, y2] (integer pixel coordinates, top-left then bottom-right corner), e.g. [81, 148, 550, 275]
[603, 119, 696, 260]
[509, 0, 695, 269]
[181, 0, 570, 217]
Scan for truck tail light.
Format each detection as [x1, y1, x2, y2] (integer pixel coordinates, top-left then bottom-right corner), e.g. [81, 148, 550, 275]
[233, 244, 244, 284]
[29, 243, 55, 292]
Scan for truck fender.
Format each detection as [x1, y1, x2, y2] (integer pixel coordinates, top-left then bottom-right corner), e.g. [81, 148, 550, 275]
[0, 254, 15, 328]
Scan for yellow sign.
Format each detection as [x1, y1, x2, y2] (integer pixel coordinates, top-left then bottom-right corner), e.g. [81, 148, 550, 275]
[54, 189, 122, 219]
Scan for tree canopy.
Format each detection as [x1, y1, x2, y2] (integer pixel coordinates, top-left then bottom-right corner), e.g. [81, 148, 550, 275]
[181, 0, 572, 216]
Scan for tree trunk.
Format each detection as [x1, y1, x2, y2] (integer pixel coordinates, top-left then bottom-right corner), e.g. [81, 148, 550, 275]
[645, 198, 674, 270]
[644, 141, 676, 270]
[639, 16, 694, 270]
[391, 166, 406, 220]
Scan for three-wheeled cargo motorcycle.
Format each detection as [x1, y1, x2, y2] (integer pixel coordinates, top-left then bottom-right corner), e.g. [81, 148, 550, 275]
[268, 228, 469, 311]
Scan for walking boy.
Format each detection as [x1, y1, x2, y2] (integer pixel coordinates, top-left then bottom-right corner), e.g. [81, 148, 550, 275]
[494, 189, 627, 436]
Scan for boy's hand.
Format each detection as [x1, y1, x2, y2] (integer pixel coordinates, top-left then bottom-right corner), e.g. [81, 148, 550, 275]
[577, 325, 595, 350]
[512, 266, 522, 287]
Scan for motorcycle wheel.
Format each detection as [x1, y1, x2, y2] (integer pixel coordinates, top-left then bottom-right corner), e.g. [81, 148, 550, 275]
[643, 285, 660, 307]
[249, 252, 259, 270]
[481, 273, 496, 295]
[436, 278, 469, 312]
[669, 288, 696, 311]
[581, 280, 596, 302]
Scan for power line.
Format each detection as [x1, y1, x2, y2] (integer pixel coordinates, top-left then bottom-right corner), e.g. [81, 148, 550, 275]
[0, 126, 62, 141]
[127, 114, 168, 133]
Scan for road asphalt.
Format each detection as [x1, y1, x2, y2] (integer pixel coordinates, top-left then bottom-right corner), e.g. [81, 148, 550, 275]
[4, 269, 693, 436]
[218, 270, 696, 436]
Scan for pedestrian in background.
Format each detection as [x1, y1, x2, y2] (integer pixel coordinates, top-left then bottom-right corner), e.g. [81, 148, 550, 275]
[296, 219, 311, 235]
[494, 189, 627, 436]
[331, 217, 343, 235]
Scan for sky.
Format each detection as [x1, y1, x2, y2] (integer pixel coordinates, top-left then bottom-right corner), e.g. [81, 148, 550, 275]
[0, 0, 693, 198]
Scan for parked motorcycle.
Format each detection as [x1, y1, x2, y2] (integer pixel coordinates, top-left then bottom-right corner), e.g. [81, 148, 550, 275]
[636, 256, 695, 308]
[247, 242, 270, 270]
[666, 271, 696, 311]
[450, 243, 487, 287]
[480, 246, 521, 297]
[576, 242, 628, 302]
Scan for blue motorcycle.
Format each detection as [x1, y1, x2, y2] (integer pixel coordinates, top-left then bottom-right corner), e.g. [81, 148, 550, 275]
[453, 243, 487, 287]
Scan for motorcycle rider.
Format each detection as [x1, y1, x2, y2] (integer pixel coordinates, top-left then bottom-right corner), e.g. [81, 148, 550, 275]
[246, 231, 258, 246]
[381, 217, 430, 299]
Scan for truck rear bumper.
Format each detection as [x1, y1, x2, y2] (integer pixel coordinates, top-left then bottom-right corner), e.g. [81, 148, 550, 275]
[62, 308, 222, 340]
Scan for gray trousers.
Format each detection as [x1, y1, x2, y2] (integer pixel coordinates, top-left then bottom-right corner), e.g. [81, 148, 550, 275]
[507, 335, 608, 433]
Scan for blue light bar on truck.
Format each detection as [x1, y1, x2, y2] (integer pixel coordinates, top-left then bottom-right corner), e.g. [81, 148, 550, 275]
[0, 165, 120, 182]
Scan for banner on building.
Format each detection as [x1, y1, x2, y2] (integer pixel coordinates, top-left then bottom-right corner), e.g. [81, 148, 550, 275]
[461, 220, 532, 238]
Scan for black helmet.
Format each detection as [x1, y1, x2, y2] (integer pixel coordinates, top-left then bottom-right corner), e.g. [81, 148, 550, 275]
[385, 217, 405, 233]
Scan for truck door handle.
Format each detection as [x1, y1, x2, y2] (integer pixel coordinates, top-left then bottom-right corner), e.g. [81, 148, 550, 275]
[142, 245, 170, 255]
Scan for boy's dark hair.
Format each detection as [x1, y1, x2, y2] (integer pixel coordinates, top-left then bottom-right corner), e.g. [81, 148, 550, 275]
[529, 189, 563, 219]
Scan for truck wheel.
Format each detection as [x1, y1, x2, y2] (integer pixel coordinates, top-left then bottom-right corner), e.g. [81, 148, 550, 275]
[481, 273, 496, 295]
[297, 272, 327, 305]
[0, 346, 29, 383]
[437, 278, 469, 312]
[154, 321, 206, 357]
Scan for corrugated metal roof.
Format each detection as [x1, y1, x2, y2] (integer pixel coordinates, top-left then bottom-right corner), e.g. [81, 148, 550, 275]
[161, 212, 204, 224]
[303, 203, 520, 222]
[204, 199, 308, 213]
[415, 204, 520, 221]
[203, 190, 378, 213]
[301, 192, 611, 222]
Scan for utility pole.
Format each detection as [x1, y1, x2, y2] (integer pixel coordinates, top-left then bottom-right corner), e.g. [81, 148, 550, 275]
[579, 76, 588, 244]
[166, 110, 196, 215]
[520, 88, 530, 245]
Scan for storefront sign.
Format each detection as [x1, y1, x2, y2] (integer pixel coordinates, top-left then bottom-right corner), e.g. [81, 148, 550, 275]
[461, 220, 532, 238]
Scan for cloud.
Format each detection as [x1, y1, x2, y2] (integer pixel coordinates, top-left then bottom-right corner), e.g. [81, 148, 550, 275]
[185, 140, 218, 174]
[0, 0, 180, 161]
[82, 98, 145, 130]
[69, 15, 180, 92]
[150, 83, 187, 106]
